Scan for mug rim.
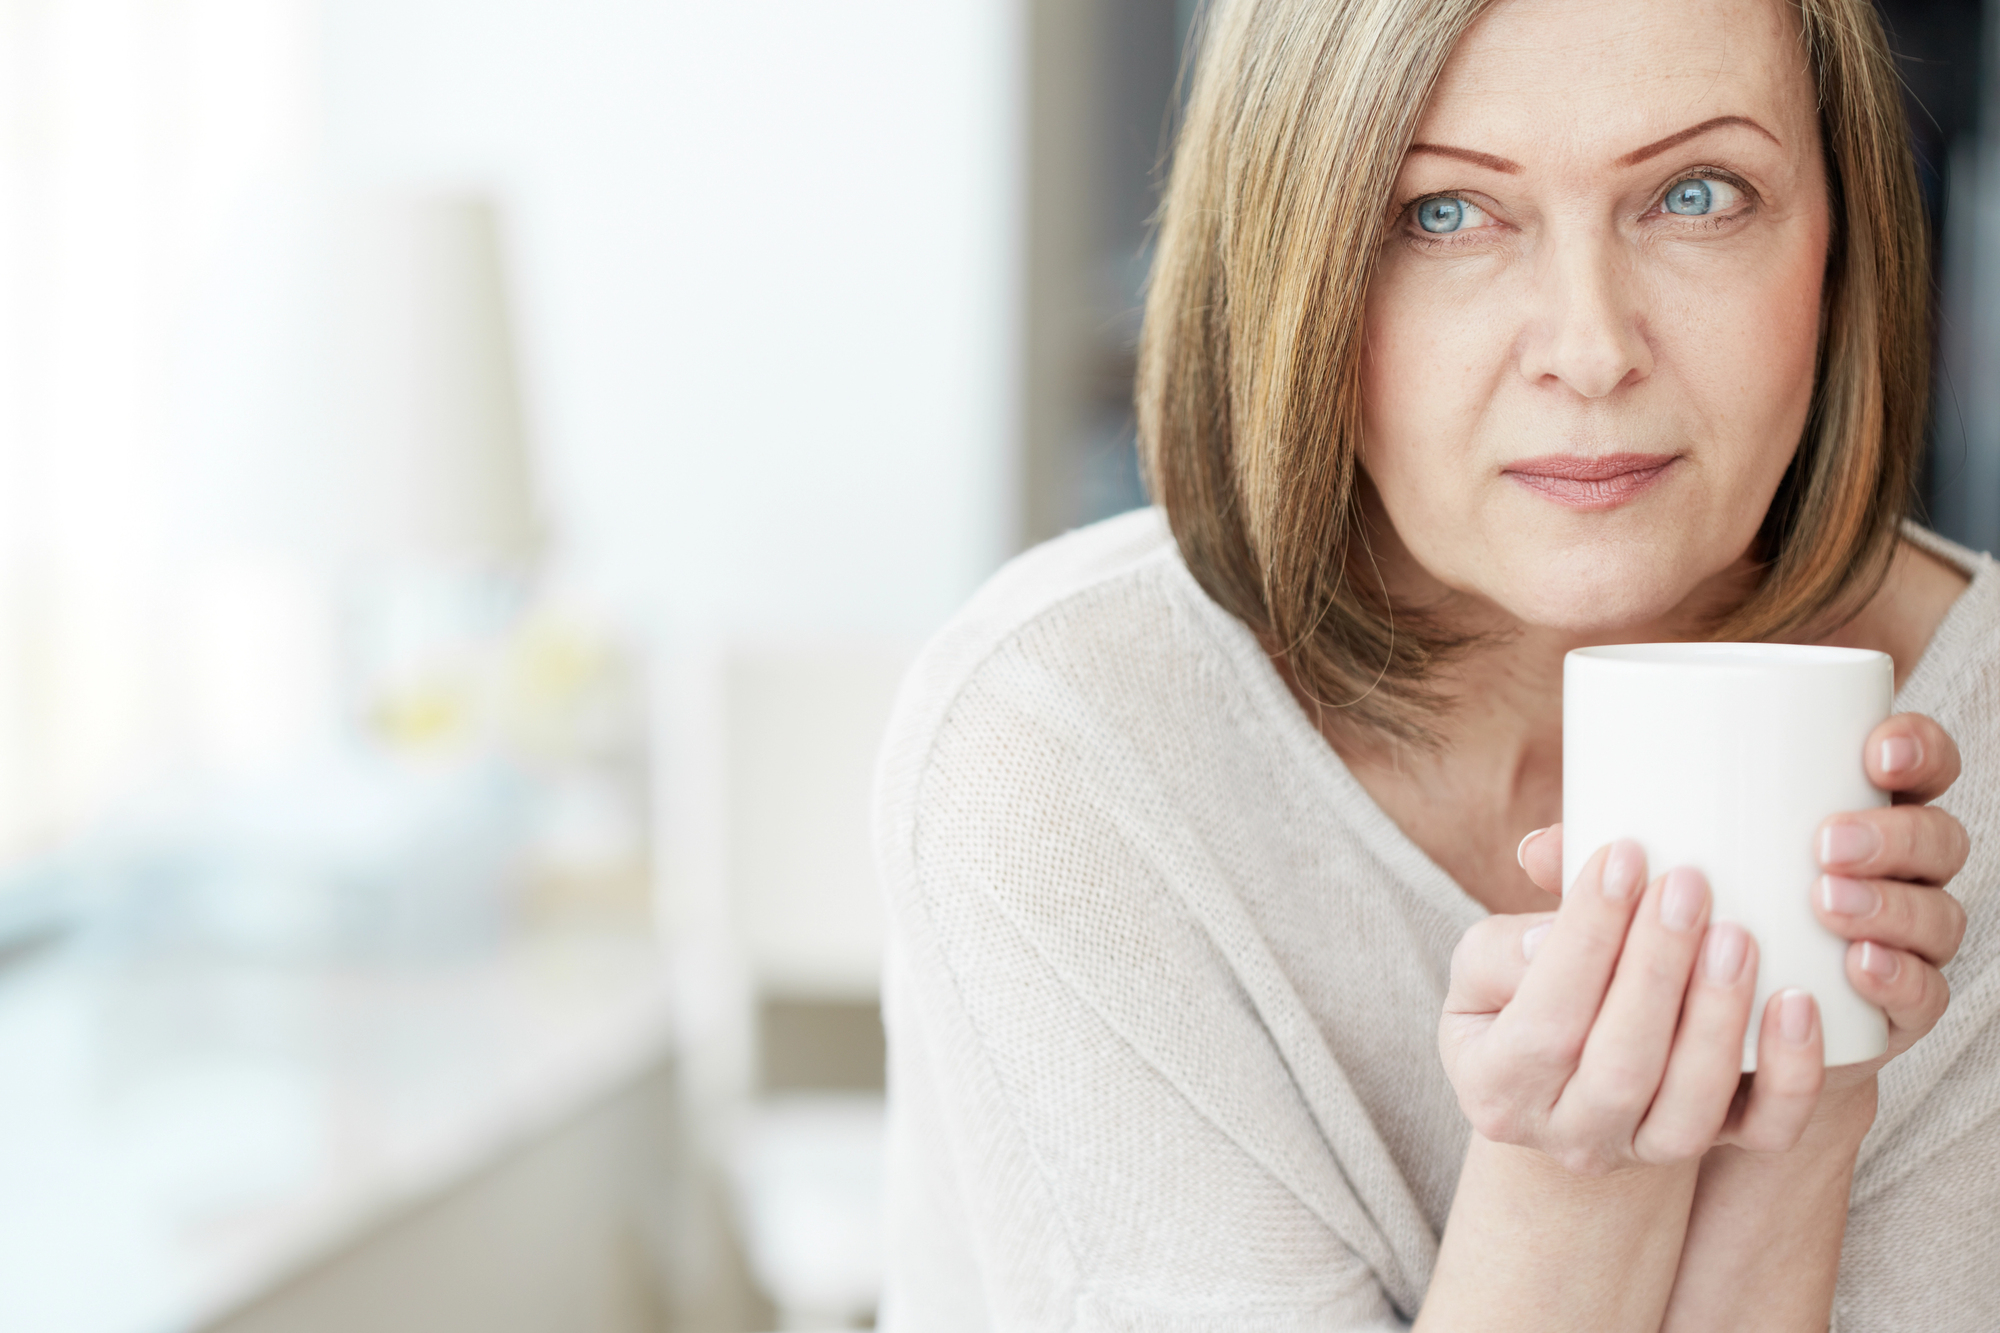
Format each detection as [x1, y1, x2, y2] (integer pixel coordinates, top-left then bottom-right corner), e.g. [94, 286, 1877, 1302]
[1567, 642, 1890, 669]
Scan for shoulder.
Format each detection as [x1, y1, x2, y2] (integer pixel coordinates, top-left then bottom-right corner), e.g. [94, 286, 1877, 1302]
[1891, 528, 2000, 765]
[877, 509, 1207, 805]
[889, 506, 1184, 727]
[870, 507, 1268, 897]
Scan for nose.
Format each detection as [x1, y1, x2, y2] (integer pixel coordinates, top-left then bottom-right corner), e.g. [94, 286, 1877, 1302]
[1515, 231, 1652, 398]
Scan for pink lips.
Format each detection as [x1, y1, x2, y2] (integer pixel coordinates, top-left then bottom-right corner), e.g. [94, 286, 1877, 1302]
[1502, 453, 1679, 510]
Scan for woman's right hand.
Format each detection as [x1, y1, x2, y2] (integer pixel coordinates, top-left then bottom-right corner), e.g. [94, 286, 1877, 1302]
[1438, 842, 1830, 1176]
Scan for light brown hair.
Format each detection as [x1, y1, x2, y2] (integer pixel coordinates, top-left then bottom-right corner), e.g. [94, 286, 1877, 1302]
[1137, 0, 1929, 740]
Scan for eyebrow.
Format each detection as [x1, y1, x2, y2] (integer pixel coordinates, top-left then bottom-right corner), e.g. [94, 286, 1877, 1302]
[1616, 115, 1781, 166]
[1405, 115, 1783, 176]
[1405, 143, 1521, 173]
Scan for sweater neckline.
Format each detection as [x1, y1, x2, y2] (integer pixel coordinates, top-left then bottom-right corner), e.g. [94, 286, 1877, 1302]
[1887, 521, 1999, 716]
[1163, 552, 1490, 928]
[1164, 521, 1999, 924]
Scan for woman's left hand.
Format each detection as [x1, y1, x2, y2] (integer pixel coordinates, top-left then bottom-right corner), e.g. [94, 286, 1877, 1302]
[1520, 712, 1969, 1084]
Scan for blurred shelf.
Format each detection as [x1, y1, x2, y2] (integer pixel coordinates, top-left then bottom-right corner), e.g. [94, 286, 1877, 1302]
[0, 929, 678, 1333]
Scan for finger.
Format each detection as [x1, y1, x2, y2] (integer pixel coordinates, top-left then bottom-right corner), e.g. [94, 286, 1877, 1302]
[1818, 805, 1970, 885]
[1814, 875, 1967, 969]
[1634, 923, 1756, 1164]
[1726, 989, 1824, 1152]
[1847, 943, 1951, 1057]
[1485, 841, 1648, 1088]
[1558, 867, 1710, 1155]
[1444, 911, 1557, 1015]
[1866, 713, 1960, 805]
[1518, 823, 1564, 897]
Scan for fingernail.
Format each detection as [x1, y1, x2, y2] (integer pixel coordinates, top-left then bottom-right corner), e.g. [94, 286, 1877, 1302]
[1522, 922, 1552, 961]
[1820, 820, 1882, 868]
[1601, 839, 1644, 902]
[1779, 989, 1815, 1045]
[1817, 875, 1879, 919]
[1515, 828, 1545, 870]
[1859, 941, 1901, 980]
[1702, 922, 1749, 984]
[1881, 735, 1921, 775]
[1659, 867, 1707, 933]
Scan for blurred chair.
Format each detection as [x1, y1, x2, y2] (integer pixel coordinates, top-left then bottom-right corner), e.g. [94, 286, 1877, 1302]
[726, 1093, 885, 1331]
[656, 635, 912, 1329]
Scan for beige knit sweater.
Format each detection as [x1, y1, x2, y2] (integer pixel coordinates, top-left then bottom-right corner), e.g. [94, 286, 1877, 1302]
[874, 508, 2000, 1332]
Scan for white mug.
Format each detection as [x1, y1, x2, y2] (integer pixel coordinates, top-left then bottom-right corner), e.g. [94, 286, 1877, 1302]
[1563, 643, 1893, 1069]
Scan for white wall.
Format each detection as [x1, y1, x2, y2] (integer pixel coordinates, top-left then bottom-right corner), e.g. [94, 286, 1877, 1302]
[322, 0, 1022, 637]
[323, 2, 1026, 1097]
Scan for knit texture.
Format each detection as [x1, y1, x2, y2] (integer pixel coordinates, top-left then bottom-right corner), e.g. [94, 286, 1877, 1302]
[875, 508, 2000, 1331]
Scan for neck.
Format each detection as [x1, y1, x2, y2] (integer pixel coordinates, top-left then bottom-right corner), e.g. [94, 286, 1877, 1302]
[1289, 502, 1764, 911]
[1323, 503, 1761, 807]
[1281, 508, 1965, 913]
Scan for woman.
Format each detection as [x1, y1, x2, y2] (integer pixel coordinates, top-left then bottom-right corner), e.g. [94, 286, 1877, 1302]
[875, 0, 1992, 1326]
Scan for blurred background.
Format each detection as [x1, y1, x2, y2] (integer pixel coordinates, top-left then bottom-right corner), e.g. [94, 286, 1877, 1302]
[0, 1, 1989, 1330]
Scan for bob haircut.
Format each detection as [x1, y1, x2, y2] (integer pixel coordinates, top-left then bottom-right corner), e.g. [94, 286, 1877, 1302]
[1138, 0, 1929, 741]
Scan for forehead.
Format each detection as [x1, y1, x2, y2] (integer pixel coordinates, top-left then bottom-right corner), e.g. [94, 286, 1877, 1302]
[1416, 0, 1817, 161]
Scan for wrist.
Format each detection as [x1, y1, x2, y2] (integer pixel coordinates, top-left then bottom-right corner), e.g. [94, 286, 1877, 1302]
[1425, 1134, 1699, 1332]
[1476, 1130, 1701, 1198]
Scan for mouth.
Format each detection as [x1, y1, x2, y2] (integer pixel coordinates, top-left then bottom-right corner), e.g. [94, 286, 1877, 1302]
[1501, 452, 1680, 510]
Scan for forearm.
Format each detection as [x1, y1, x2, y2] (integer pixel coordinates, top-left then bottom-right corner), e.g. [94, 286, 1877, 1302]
[1662, 1081, 1876, 1333]
[1416, 1133, 1698, 1332]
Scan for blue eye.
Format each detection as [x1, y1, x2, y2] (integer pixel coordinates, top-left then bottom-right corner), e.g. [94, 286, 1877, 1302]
[1662, 177, 1739, 216]
[1418, 197, 1467, 233]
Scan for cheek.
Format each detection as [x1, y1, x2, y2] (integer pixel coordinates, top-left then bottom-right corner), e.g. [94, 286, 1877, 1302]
[1661, 232, 1825, 466]
[1360, 263, 1508, 484]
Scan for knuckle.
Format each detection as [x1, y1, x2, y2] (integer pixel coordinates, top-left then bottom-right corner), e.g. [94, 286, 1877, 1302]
[1558, 1145, 1617, 1178]
[1928, 718, 1965, 781]
[1571, 914, 1633, 960]
[1632, 945, 1691, 992]
[1921, 967, 1953, 1022]
[1460, 1087, 1527, 1144]
[1891, 809, 1925, 863]
[1448, 929, 1499, 990]
[1881, 881, 1919, 935]
[1636, 1126, 1706, 1165]
[1593, 1066, 1656, 1119]
[1942, 900, 1968, 960]
[1454, 918, 1508, 966]
[1888, 955, 1933, 1008]
[1913, 808, 1969, 877]
[1446, 934, 1479, 983]
[1466, 1101, 1520, 1145]
[1511, 1015, 1586, 1071]
[1589, 1052, 1642, 1094]
[1948, 820, 1972, 876]
[1736, 1120, 1805, 1154]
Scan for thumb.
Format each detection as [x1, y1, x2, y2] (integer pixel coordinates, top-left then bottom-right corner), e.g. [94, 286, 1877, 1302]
[1517, 823, 1566, 897]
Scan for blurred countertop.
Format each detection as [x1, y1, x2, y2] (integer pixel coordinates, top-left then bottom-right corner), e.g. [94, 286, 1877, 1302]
[0, 929, 677, 1333]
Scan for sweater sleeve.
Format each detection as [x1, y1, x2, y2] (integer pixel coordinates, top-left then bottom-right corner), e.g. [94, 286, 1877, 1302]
[875, 638, 1406, 1332]
[1830, 570, 2000, 1332]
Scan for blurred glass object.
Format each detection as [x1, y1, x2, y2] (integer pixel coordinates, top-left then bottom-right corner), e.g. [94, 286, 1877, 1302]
[50, 752, 532, 959]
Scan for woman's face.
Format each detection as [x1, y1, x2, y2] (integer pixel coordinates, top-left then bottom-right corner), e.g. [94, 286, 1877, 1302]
[1360, 0, 1830, 635]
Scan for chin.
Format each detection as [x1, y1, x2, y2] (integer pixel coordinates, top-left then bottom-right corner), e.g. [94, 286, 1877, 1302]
[1481, 543, 1712, 637]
